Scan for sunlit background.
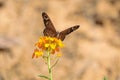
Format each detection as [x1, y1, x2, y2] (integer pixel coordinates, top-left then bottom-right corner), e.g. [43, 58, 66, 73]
[0, 0, 120, 80]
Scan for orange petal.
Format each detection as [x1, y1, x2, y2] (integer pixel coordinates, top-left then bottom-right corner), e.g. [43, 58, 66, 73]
[51, 50, 55, 54]
[55, 48, 59, 52]
[32, 53, 35, 58]
[38, 43, 42, 48]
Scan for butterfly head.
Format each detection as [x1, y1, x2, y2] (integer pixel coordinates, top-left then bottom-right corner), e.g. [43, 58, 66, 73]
[56, 31, 60, 38]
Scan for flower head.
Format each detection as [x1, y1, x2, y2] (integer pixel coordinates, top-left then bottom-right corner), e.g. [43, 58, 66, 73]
[32, 49, 43, 58]
[32, 36, 64, 58]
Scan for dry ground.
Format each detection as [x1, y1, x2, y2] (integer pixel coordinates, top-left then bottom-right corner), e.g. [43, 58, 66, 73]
[0, 0, 120, 80]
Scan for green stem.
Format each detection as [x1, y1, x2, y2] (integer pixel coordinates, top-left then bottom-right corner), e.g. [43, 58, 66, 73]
[47, 51, 53, 80]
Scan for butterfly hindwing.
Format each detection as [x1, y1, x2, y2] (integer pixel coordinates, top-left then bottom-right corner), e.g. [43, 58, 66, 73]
[42, 12, 57, 37]
[58, 25, 79, 41]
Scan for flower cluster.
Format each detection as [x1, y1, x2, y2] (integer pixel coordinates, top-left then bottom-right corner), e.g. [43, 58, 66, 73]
[32, 36, 64, 58]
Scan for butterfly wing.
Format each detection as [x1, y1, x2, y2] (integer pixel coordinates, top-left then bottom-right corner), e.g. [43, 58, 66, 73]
[58, 25, 79, 41]
[42, 12, 57, 37]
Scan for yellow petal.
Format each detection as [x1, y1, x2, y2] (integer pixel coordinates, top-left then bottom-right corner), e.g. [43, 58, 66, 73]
[58, 40, 64, 47]
[50, 44, 56, 50]
[45, 43, 49, 48]
[56, 53, 62, 57]
[35, 51, 43, 56]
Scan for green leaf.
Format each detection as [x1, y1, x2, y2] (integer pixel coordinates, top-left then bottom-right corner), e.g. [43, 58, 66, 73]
[103, 76, 108, 80]
[38, 75, 50, 80]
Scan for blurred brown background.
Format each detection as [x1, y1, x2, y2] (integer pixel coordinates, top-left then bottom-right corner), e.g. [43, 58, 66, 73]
[0, 0, 120, 80]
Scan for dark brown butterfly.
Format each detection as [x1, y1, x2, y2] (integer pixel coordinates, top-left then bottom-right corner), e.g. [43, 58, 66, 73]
[42, 12, 80, 41]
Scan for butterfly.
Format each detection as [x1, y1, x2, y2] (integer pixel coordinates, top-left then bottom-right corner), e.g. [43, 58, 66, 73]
[42, 12, 80, 41]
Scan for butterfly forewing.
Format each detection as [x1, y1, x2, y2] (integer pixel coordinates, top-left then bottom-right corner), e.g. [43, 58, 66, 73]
[58, 25, 79, 41]
[42, 12, 57, 37]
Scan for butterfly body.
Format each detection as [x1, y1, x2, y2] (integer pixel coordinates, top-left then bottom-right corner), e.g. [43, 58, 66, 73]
[42, 12, 80, 41]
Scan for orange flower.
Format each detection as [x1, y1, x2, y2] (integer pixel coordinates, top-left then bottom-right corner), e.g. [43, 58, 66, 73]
[32, 49, 43, 58]
[32, 36, 64, 58]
